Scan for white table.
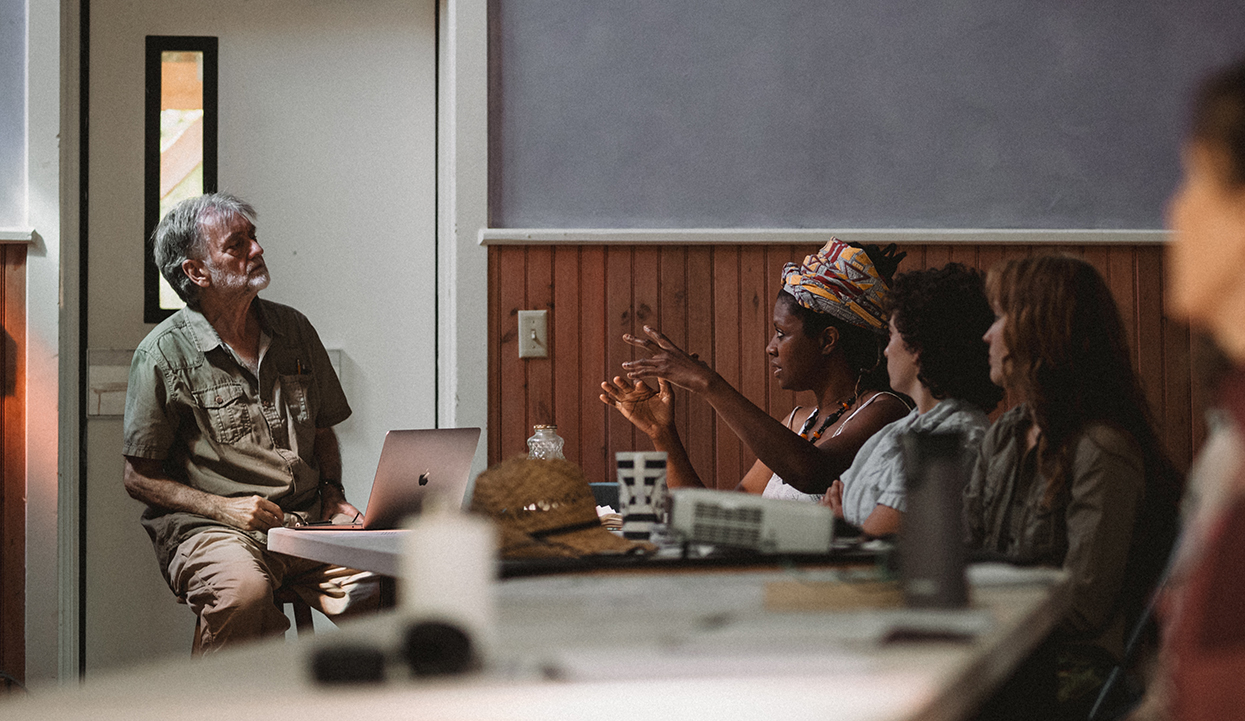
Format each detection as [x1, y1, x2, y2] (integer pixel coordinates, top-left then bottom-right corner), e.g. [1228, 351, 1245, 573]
[7, 563, 1067, 721]
[268, 527, 409, 577]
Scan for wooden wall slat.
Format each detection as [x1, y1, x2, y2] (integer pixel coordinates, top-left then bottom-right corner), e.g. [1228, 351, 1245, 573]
[712, 249, 743, 489]
[605, 247, 636, 469]
[629, 246, 662, 468]
[924, 244, 952, 269]
[1135, 247, 1166, 438]
[495, 246, 529, 460]
[580, 247, 608, 480]
[977, 246, 1004, 273]
[552, 247, 581, 464]
[1107, 246, 1139, 350]
[652, 245, 697, 489]
[525, 246, 554, 431]
[2, 244, 27, 683]
[684, 248, 716, 485]
[737, 246, 768, 479]
[945, 245, 974, 268]
[488, 242, 1200, 488]
[659, 246, 690, 447]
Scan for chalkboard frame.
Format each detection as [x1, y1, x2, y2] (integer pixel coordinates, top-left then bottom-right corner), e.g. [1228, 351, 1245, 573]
[485, 1, 1245, 238]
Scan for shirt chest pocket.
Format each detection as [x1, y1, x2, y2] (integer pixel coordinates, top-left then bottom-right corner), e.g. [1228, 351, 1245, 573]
[193, 383, 253, 445]
[279, 373, 314, 427]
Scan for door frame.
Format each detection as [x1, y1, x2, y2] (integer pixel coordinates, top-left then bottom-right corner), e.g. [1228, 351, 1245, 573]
[53, 0, 460, 682]
[1, 243, 27, 683]
[436, 0, 489, 460]
[46, 0, 493, 681]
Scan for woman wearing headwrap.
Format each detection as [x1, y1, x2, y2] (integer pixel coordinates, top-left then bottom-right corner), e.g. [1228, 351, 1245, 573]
[600, 239, 910, 495]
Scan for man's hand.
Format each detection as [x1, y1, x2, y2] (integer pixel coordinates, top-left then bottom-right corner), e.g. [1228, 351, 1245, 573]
[318, 482, 363, 523]
[312, 428, 361, 522]
[214, 495, 286, 532]
[124, 457, 288, 532]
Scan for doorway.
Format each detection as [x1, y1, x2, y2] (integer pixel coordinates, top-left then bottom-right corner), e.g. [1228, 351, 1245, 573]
[83, 0, 438, 672]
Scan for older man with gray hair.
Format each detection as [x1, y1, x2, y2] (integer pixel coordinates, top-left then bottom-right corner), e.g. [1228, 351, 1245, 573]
[123, 192, 378, 654]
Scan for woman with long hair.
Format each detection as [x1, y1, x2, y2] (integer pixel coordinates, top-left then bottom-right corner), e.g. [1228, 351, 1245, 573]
[965, 254, 1182, 718]
[825, 263, 1003, 537]
[600, 239, 910, 495]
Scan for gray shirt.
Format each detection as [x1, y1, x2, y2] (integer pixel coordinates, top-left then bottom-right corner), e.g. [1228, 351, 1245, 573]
[840, 397, 990, 526]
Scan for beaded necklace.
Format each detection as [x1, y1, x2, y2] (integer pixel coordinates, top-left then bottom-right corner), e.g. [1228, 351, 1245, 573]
[796, 395, 858, 442]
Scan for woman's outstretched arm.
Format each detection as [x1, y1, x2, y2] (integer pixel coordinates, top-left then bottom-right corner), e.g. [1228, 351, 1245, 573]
[621, 325, 903, 494]
[600, 376, 708, 490]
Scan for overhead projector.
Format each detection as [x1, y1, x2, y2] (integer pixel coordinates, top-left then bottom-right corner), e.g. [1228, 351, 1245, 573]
[667, 488, 835, 553]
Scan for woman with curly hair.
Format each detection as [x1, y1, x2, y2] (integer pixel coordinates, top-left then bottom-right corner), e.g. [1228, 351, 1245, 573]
[823, 263, 1003, 537]
[965, 254, 1182, 719]
[600, 239, 910, 495]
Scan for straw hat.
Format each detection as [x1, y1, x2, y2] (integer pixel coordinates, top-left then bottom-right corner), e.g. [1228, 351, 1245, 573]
[470, 457, 657, 558]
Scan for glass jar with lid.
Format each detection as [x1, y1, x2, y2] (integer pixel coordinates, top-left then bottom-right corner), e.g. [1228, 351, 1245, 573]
[526, 425, 566, 460]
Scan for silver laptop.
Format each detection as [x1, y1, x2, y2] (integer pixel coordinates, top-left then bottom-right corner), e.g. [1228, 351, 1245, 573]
[294, 427, 481, 531]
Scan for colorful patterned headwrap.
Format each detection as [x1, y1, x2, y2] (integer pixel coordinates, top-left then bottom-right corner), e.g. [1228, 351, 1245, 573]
[781, 239, 893, 334]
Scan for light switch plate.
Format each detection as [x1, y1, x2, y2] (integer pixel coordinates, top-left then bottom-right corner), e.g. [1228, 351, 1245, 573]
[518, 310, 549, 358]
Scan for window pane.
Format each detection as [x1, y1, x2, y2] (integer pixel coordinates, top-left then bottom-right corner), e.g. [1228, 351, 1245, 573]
[157, 51, 204, 311]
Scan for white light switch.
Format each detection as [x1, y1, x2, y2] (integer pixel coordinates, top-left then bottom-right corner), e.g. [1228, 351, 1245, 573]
[518, 310, 549, 358]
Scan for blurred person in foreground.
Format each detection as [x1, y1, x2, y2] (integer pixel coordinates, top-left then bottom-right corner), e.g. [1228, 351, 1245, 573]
[1129, 55, 1245, 721]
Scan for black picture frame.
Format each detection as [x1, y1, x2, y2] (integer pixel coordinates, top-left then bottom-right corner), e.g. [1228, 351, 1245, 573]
[144, 35, 217, 324]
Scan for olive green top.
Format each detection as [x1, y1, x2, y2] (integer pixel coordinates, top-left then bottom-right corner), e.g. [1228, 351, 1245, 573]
[963, 404, 1145, 661]
[123, 298, 351, 581]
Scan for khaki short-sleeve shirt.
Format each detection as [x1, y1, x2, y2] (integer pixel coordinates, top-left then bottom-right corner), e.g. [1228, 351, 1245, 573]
[123, 298, 351, 578]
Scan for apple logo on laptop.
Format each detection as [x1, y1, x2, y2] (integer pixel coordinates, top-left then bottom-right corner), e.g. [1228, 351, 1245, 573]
[419, 472, 430, 486]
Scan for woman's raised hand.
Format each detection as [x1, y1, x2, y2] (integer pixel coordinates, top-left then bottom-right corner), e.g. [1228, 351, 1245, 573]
[599, 376, 674, 437]
[620, 326, 717, 393]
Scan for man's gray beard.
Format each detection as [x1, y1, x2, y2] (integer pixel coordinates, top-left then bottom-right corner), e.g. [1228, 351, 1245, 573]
[207, 262, 271, 298]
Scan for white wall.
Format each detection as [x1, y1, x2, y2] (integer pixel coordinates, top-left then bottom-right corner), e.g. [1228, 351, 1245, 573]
[81, 0, 438, 672]
[24, 0, 68, 688]
[18, 0, 491, 684]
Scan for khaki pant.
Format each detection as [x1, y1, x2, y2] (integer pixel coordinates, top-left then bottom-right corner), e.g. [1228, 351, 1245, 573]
[168, 527, 381, 656]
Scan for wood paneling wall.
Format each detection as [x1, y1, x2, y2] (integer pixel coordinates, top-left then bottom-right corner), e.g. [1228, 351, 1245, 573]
[1, 243, 26, 683]
[488, 243, 1202, 489]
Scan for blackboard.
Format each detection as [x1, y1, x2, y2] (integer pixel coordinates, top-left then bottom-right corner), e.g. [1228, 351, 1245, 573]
[0, 0, 26, 228]
[489, 0, 1245, 230]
